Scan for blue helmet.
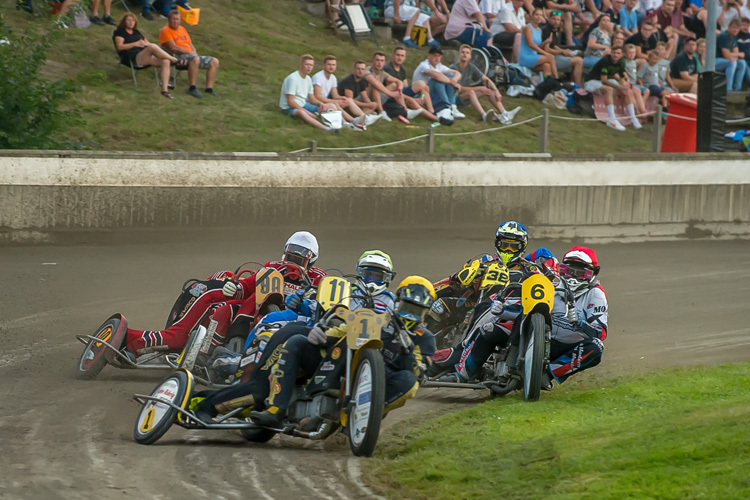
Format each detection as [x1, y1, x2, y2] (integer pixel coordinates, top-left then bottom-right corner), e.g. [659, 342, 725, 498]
[495, 221, 528, 265]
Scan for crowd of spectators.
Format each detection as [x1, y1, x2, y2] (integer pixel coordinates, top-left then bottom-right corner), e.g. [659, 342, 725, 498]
[279, 46, 521, 131]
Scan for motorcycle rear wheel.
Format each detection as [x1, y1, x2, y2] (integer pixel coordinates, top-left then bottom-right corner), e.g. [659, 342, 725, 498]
[134, 369, 192, 445]
[523, 313, 546, 402]
[76, 317, 119, 380]
[347, 348, 386, 457]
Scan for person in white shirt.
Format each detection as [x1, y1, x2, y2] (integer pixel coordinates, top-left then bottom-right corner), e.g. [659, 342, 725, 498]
[279, 54, 336, 131]
[492, 0, 525, 62]
[311, 55, 373, 128]
[413, 46, 465, 124]
[480, 0, 505, 25]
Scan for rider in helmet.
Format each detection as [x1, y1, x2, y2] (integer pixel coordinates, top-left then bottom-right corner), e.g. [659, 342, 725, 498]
[545, 246, 608, 389]
[193, 250, 400, 421]
[430, 221, 549, 381]
[249, 273, 437, 427]
[123, 231, 325, 357]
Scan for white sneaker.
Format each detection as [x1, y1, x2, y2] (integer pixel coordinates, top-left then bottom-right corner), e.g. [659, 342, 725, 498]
[450, 104, 466, 119]
[631, 118, 643, 130]
[504, 106, 521, 122]
[406, 108, 423, 120]
[364, 114, 381, 126]
[436, 108, 454, 126]
[379, 111, 392, 122]
[353, 115, 365, 125]
[496, 112, 512, 125]
[607, 120, 626, 131]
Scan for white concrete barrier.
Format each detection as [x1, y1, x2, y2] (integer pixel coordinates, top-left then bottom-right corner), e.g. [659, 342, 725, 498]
[1, 152, 749, 243]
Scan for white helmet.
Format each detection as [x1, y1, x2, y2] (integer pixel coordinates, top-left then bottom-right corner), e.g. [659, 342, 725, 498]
[356, 250, 395, 295]
[282, 231, 319, 269]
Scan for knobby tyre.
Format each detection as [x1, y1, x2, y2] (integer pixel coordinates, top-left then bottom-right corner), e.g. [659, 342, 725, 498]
[523, 313, 546, 402]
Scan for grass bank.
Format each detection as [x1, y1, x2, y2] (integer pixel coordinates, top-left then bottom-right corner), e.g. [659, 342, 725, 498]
[4, 0, 655, 153]
[368, 363, 750, 500]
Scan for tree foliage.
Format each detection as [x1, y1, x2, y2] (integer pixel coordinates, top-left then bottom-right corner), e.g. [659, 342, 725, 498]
[0, 16, 79, 149]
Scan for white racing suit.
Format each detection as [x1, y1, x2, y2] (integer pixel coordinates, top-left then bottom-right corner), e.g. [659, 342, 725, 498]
[548, 280, 608, 383]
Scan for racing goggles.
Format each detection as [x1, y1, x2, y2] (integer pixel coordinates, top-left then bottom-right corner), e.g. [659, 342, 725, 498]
[496, 239, 524, 252]
[357, 266, 393, 285]
[283, 244, 314, 268]
[559, 262, 595, 281]
[397, 300, 428, 323]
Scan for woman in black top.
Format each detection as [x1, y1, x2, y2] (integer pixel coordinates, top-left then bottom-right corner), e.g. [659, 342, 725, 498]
[113, 12, 179, 99]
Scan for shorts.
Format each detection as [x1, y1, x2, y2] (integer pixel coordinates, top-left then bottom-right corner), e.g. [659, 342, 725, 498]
[583, 80, 603, 93]
[555, 55, 572, 72]
[633, 83, 648, 94]
[176, 54, 215, 70]
[385, 5, 430, 27]
[454, 27, 493, 47]
[647, 84, 671, 97]
[283, 103, 319, 115]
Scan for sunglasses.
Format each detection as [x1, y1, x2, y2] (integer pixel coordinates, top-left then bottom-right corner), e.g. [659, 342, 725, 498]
[551, 10, 562, 15]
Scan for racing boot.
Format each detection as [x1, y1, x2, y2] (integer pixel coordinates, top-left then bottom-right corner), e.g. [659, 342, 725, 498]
[250, 406, 284, 428]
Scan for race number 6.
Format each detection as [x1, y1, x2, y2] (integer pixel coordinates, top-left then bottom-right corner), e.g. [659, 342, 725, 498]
[530, 283, 545, 299]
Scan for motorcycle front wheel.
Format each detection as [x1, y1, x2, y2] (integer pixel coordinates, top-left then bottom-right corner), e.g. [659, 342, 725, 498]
[523, 313, 546, 402]
[347, 348, 386, 457]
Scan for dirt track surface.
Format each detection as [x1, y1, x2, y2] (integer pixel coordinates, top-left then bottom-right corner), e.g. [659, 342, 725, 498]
[1, 226, 748, 499]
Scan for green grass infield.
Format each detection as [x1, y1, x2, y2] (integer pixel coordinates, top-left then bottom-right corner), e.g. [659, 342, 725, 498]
[368, 362, 750, 500]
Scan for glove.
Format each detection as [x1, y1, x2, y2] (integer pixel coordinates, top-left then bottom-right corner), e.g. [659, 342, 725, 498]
[285, 290, 303, 311]
[398, 329, 414, 350]
[490, 298, 505, 315]
[222, 281, 237, 298]
[307, 326, 328, 345]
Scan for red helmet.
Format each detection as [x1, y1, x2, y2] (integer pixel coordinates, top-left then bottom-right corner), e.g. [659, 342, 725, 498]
[560, 246, 599, 292]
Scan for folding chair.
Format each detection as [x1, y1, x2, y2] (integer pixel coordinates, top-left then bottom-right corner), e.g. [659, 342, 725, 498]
[340, 3, 379, 47]
[112, 31, 159, 88]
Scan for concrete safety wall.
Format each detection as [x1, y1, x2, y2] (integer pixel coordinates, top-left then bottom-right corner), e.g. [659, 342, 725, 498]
[1, 151, 749, 243]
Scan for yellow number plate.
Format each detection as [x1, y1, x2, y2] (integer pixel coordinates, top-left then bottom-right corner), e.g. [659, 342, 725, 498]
[255, 268, 284, 304]
[316, 276, 351, 311]
[336, 308, 388, 349]
[481, 262, 510, 289]
[521, 273, 554, 315]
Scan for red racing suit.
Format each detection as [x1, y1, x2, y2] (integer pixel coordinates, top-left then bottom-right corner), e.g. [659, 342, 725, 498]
[126, 263, 326, 354]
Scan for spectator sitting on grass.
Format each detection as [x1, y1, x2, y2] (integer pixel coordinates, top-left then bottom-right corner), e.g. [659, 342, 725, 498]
[311, 55, 371, 130]
[519, 9, 560, 79]
[365, 51, 414, 123]
[56, 0, 115, 25]
[716, 18, 750, 91]
[114, 12, 179, 99]
[451, 44, 522, 123]
[338, 61, 389, 123]
[383, 46, 441, 123]
[669, 36, 699, 92]
[584, 45, 643, 131]
[491, 0, 526, 63]
[542, 10, 584, 85]
[637, 48, 675, 107]
[280, 54, 338, 132]
[385, 0, 441, 48]
[584, 13, 613, 68]
[412, 46, 464, 124]
[159, 9, 220, 99]
[445, 0, 495, 48]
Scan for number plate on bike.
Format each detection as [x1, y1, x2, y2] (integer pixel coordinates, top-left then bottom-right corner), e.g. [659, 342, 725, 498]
[255, 268, 284, 305]
[521, 274, 554, 315]
[317, 276, 351, 311]
[336, 309, 388, 349]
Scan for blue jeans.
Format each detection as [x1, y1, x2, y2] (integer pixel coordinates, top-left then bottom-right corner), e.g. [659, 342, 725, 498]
[428, 78, 456, 108]
[583, 55, 600, 69]
[715, 58, 747, 91]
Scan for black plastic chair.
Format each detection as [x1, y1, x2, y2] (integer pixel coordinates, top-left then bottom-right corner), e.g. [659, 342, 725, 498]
[112, 31, 159, 88]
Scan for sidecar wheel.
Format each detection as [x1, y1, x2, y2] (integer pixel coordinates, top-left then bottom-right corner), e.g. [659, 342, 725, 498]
[76, 317, 120, 380]
[240, 426, 277, 443]
[347, 348, 386, 457]
[134, 369, 192, 445]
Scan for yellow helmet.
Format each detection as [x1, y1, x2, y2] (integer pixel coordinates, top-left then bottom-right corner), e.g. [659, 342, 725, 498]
[395, 276, 436, 329]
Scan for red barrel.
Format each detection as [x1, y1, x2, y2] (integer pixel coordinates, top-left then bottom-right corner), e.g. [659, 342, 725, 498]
[661, 93, 697, 153]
